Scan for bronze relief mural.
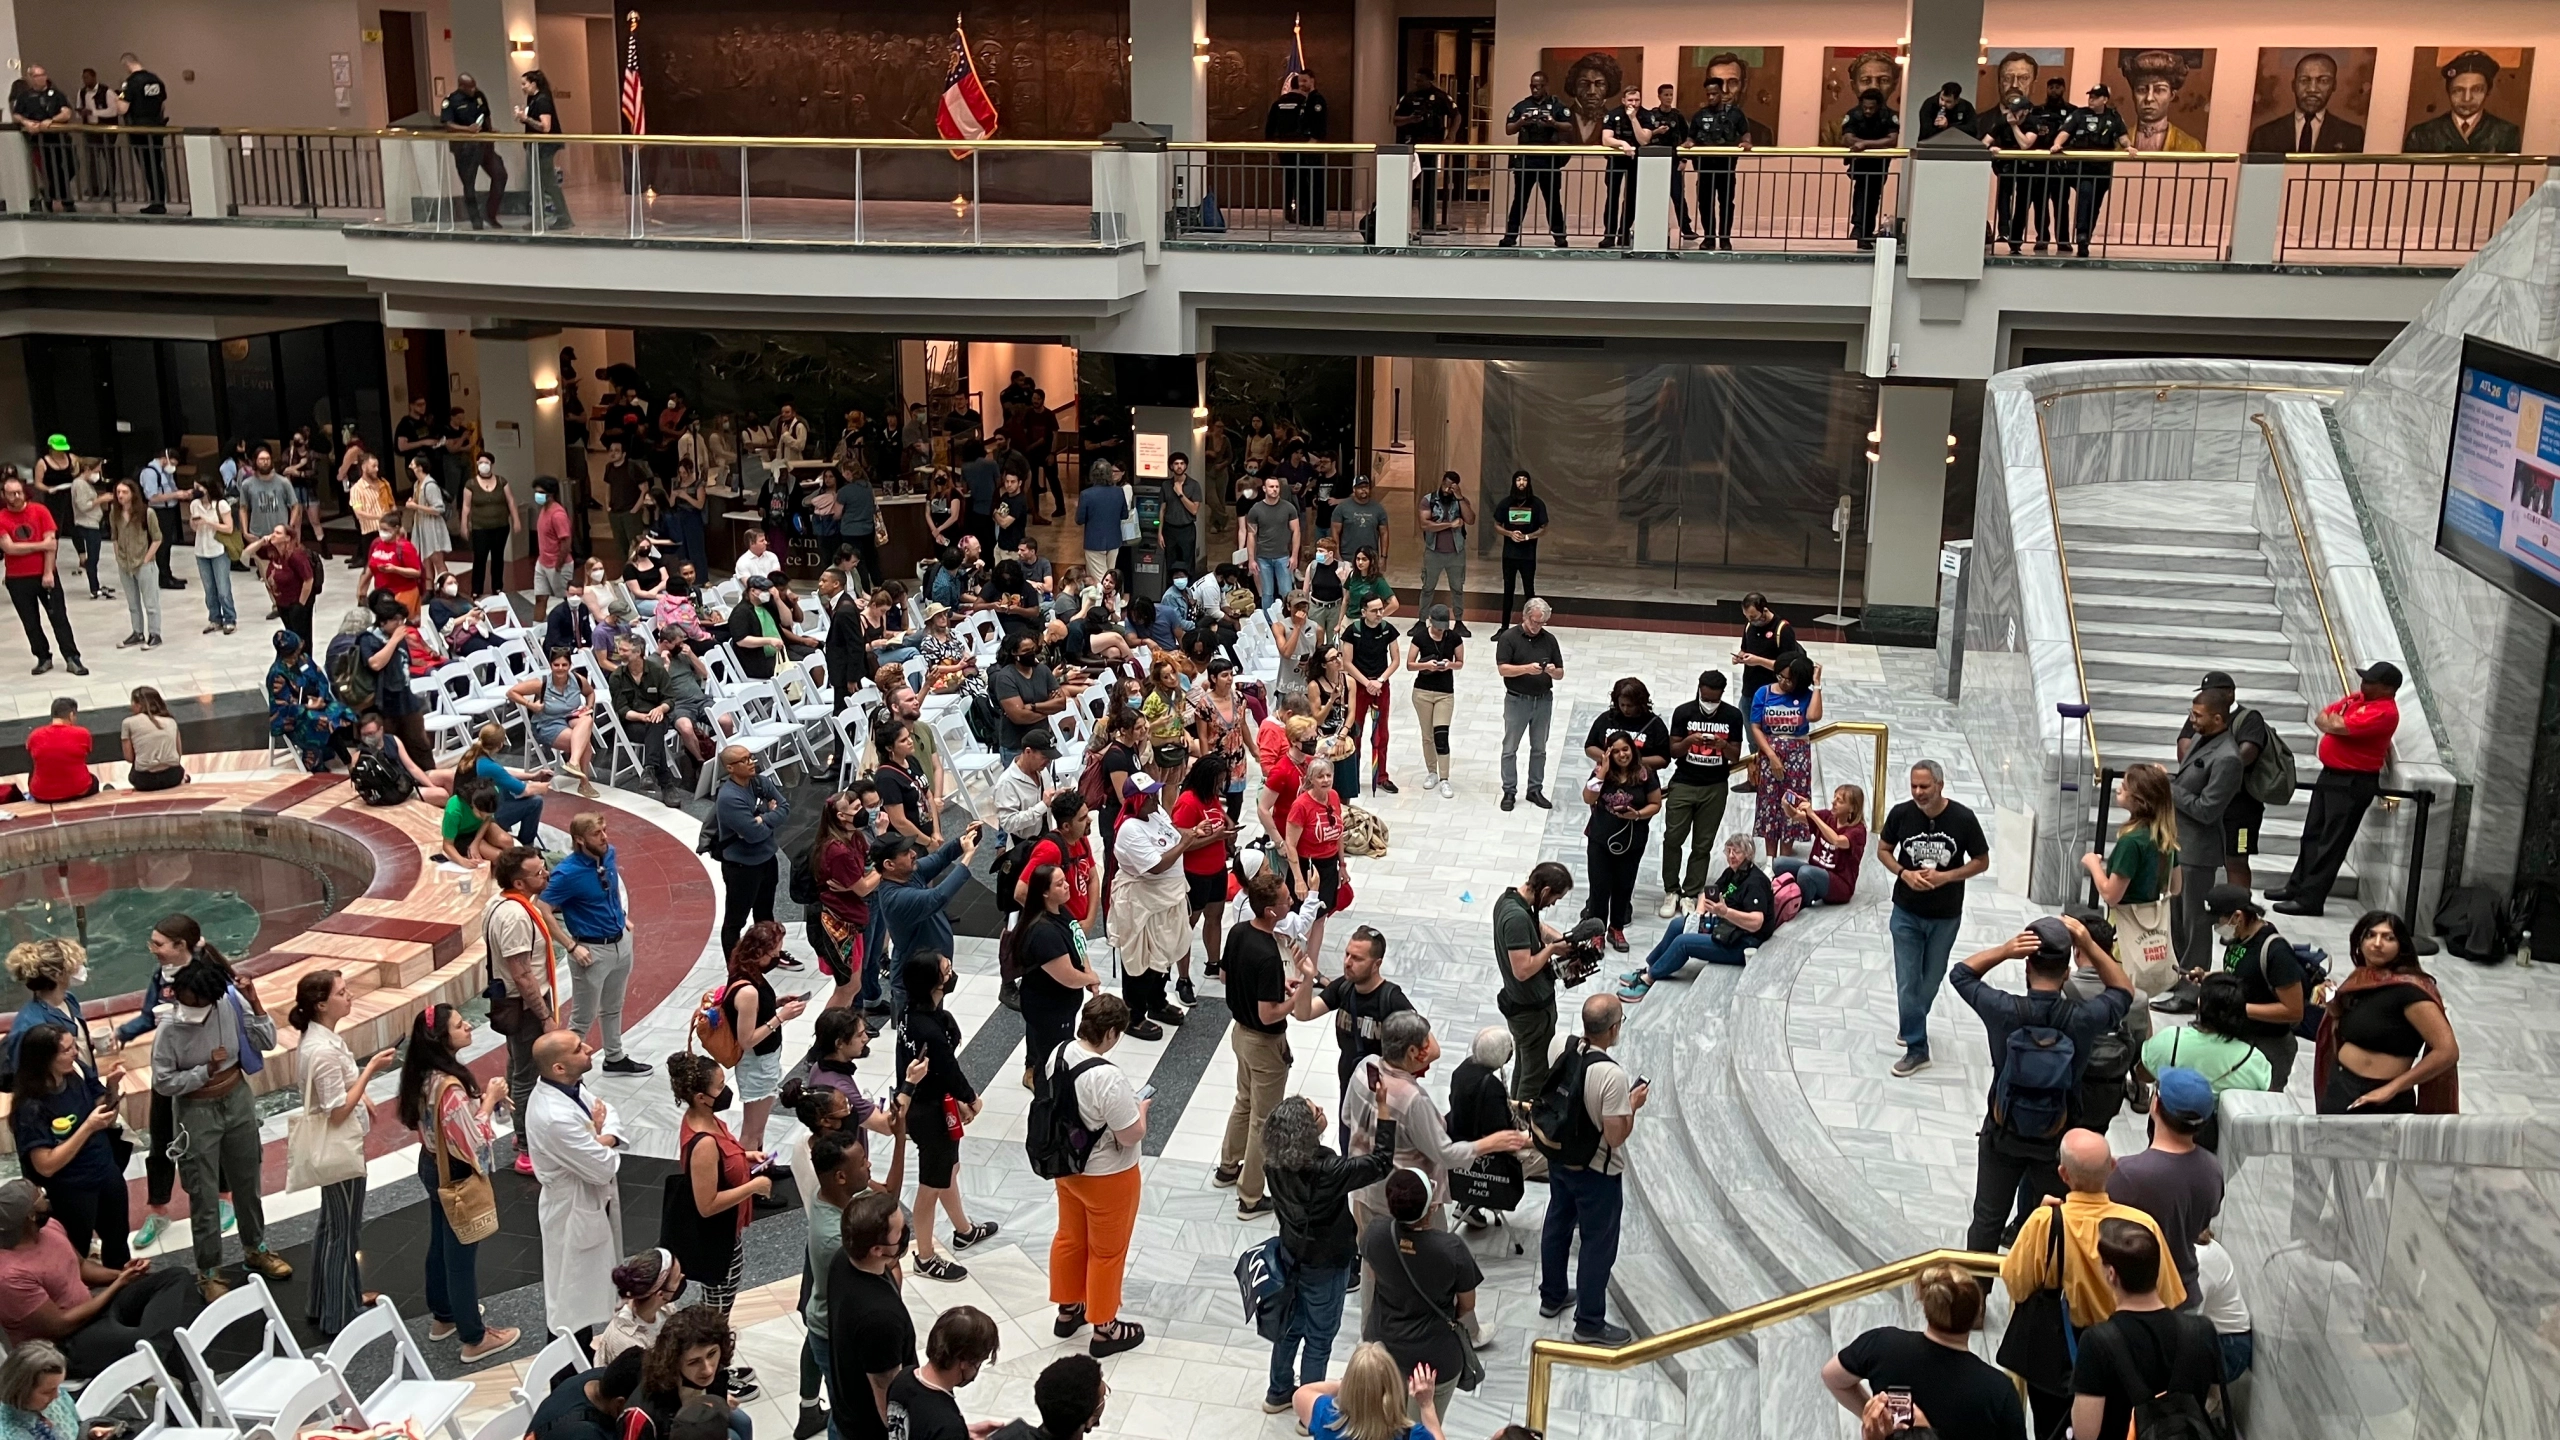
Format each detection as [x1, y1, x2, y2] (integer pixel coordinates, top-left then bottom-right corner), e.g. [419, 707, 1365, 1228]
[1203, 0, 1356, 141]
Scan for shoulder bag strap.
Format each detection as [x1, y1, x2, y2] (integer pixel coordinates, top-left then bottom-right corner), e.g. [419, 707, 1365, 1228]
[428, 1077, 460, 1187]
[1387, 1226, 1469, 1345]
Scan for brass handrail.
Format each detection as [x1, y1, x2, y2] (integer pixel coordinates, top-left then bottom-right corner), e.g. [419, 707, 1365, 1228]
[2280, 151, 2553, 165]
[12, 123, 1110, 150]
[2250, 412, 2355, 697]
[1415, 142, 1908, 157]
[1523, 1249, 2003, 1432]
[2029, 398, 2103, 779]
[1808, 720, 1891, 831]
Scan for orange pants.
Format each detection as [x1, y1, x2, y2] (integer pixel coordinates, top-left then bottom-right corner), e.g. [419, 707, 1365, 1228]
[1050, 1165, 1141, 1324]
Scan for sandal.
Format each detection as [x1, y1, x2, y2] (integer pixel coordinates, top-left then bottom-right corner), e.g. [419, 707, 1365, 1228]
[1090, 1320, 1146, 1358]
[1054, 1304, 1087, 1338]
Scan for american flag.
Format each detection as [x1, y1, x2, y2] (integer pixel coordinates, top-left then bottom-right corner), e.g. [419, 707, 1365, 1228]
[937, 20, 1000, 151]
[618, 10, 646, 134]
[1286, 13, 1306, 79]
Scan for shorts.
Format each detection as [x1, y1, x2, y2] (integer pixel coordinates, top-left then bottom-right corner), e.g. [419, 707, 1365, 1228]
[735, 1046, 783, 1103]
[1306, 855, 1342, 915]
[670, 697, 714, 730]
[1186, 868, 1228, 915]
[913, 1120, 960, 1189]
[2222, 795, 2265, 858]
[532, 715, 571, 747]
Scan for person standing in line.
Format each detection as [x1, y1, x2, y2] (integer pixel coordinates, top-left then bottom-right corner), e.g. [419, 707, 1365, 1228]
[526, 1029, 624, 1347]
[485, 846, 572, 1174]
[1042, 995, 1151, 1360]
[1580, 734, 1663, 953]
[2195, 886, 2306, 1091]
[1537, 993, 1644, 1346]
[152, 957, 294, 1302]
[286, 970, 394, 1338]
[544, 813, 654, 1079]
[0, 476, 82, 676]
[1494, 598, 1562, 811]
[1490, 472, 1546, 629]
[1500, 72, 1572, 247]
[1215, 871, 1303, 1218]
[1264, 1079, 1399, 1413]
[1493, 861, 1577, 1103]
[514, 70, 570, 228]
[462, 453, 519, 599]
[1403, 605, 1463, 798]
[1354, 1169, 1480, 1419]
[440, 73, 508, 230]
[2105, 1068, 2224, 1301]
[713, 746, 790, 958]
[1879, 759, 1992, 1078]
[112, 53, 170, 214]
[2066, 1223, 2220, 1440]
[1659, 669, 1744, 914]
[2312, 909, 2459, 1114]
[103, 479, 161, 649]
[1821, 1262, 2025, 1440]
[2172, 671, 2270, 894]
[1415, 472, 1472, 621]
[1999, 1132, 2187, 1440]
[2171, 692, 2244, 973]
[2270, 662, 2402, 918]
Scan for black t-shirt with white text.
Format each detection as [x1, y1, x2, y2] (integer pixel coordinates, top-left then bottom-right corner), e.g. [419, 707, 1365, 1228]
[119, 71, 169, 126]
[1880, 798, 1989, 920]
[827, 1256, 916, 1440]
[884, 1371, 971, 1440]
[1584, 708, 1671, 771]
[1668, 698, 1746, 786]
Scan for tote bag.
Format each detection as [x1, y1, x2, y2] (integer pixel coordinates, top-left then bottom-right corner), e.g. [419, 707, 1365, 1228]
[2111, 897, 2176, 997]
[284, 1042, 368, 1192]
[428, 1079, 499, 1244]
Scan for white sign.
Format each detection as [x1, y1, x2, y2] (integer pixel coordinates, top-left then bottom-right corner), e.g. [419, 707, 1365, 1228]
[1940, 547, 1962, 577]
[1134, 432, 1170, 479]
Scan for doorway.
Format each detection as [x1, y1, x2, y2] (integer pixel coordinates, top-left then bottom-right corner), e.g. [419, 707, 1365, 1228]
[378, 10, 429, 123]
[1398, 19, 1494, 231]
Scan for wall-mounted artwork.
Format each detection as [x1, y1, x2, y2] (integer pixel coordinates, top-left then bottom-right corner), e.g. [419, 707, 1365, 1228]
[1675, 47, 1781, 146]
[1540, 47, 1646, 145]
[2403, 47, 2532, 152]
[1977, 48, 2071, 113]
[1818, 46, 1902, 145]
[2100, 47, 2216, 152]
[1204, 0, 1356, 142]
[2247, 48, 2375, 153]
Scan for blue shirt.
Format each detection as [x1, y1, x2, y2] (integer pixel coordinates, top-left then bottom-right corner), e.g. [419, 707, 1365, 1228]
[542, 845, 626, 940]
[1748, 684, 1809, 730]
[3, 995, 89, 1077]
[1310, 1396, 1433, 1440]
[876, 837, 971, 973]
[475, 755, 527, 799]
[715, 775, 789, 865]
[11, 1067, 118, 1189]
[1075, 483, 1128, 552]
[962, 458, 998, 511]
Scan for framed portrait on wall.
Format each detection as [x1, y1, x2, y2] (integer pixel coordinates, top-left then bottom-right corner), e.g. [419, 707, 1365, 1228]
[2100, 47, 2216, 152]
[1539, 47, 1645, 145]
[1676, 47, 1781, 146]
[2246, 48, 2375, 153]
[1819, 46, 1903, 144]
[2403, 47, 2532, 152]
[1977, 48, 2071, 113]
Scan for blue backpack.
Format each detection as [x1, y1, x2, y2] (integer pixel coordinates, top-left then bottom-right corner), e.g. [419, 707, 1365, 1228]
[1993, 994, 2080, 1142]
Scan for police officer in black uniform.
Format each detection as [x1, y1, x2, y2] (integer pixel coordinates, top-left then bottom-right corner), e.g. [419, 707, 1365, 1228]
[10, 67, 76, 213]
[1837, 88, 1901, 249]
[1641, 84, 1695, 243]
[1598, 85, 1647, 247]
[112, 53, 170, 214]
[1982, 93, 2048, 254]
[1393, 69, 1458, 233]
[440, 72, 508, 230]
[1501, 71, 1572, 247]
[2028, 77, 2076, 251]
[1687, 75, 1751, 251]
[1265, 71, 1331, 227]
[2052, 84, 2131, 258]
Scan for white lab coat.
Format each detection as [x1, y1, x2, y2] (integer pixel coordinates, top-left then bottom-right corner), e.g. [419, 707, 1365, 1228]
[528, 1079, 624, 1335]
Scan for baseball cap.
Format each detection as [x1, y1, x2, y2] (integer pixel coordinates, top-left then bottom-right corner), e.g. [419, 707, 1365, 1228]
[743, 573, 774, 592]
[1020, 726, 1060, 755]
[2154, 1067, 2217, 1125]
[0, 1179, 37, 1237]
[2203, 882, 2262, 919]
[870, 833, 918, 864]
[1121, 772, 1163, 799]
[2358, 660, 2403, 689]
[44, 435, 68, 453]
[2024, 916, 2074, 966]
[2086, 83, 2112, 97]
[2196, 670, 2236, 693]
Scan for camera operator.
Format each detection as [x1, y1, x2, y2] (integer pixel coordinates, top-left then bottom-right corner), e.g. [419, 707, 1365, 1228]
[1494, 861, 1580, 1103]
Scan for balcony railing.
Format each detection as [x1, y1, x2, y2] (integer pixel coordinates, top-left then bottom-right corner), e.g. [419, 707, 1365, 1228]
[1, 123, 2535, 269]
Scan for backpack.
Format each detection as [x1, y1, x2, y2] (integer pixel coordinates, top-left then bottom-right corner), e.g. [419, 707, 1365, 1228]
[349, 746, 414, 806]
[2116, 1318, 2223, 1440]
[993, 829, 1060, 918]
[690, 980, 749, 1067]
[695, 811, 728, 862]
[2236, 705, 2296, 805]
[1527, 1036, 1609, 1169]
[1768, 871, 1805, 925]
[1340, 804, 1389, 859]
[787, 833, 823, 907]
[1992, 993, 2082, 1142]
[2434, 884, 2514, 966]
[1025, 1047, 1111, 1179]
[1077, 747, 1114, 811]
[2075, 1024, 2138, 1128]
[2289, 943, 2333, 1040]
[329, 639, 377, 708]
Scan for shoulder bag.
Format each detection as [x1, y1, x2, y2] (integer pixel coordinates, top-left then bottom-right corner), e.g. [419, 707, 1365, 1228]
[1995, 1197, 2077, 1393]
[428, 1078, 500, 1243]
[1118, 484, 1140, 545]
[1387, 1229, 1485, 1392]
[285, 1036, 369, 1192]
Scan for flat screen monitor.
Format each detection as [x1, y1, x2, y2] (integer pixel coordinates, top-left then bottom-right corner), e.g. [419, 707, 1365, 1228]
[2437, 335, 2560, 622]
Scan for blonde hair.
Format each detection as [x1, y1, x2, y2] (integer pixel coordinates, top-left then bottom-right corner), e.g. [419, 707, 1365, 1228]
[3, 939, 84, 991]
[466, 722, 512, 767]
[2119, 762, 2179, 856]
[1333, 1344, 1407, 1440]
[1913, 1260, 1985, 1333]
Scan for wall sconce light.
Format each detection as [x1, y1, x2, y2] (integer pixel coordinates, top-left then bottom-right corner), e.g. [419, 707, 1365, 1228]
[1193, 39, 1210, 60]
[507, 39, 535, 55]
[534, 382, 561, 401]
[1191, 403, 1209, 419]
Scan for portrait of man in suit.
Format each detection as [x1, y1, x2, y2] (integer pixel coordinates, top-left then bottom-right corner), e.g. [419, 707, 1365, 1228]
[2247, 50, 2371, 154]
[2404, 49, 2528, 153]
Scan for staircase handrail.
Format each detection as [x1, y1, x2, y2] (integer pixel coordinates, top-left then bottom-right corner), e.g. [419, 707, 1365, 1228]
[2249, 412, 2356, 700]
[1809, 720, 1891, 831]
[2031, 397, 2105, 782]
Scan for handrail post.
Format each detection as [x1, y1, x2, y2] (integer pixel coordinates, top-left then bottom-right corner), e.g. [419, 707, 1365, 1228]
[2407, 789, 2433, 937]
[0, 133, 32, 214]
[1372, 145, 1413, 248]
[1631, 147, 1673, 252]
[2232, 154, 2284, 265]
[738, 144, 751, 241]
[180, 131, 231, 218]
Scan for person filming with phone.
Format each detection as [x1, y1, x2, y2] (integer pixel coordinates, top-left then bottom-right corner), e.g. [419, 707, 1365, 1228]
[1821, 1258, 2026, 1439]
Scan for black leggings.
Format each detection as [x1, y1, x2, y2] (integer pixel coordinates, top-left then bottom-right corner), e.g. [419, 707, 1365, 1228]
[1502, 552, 1537, 627]
[147, 1091, 176, 1206]
[1583, 830, 1646, 931]
[44, 1169, 131, 1268]
[469, 527, 509, 595]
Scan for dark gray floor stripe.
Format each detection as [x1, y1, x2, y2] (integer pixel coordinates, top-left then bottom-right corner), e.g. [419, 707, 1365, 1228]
[1139, 1005, 1235, 1157]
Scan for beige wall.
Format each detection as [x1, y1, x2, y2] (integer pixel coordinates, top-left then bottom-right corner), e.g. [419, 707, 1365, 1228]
[19, 0, 369, 130]
[967, 342, 1077, 419]
[1488, 0, 2560, 153]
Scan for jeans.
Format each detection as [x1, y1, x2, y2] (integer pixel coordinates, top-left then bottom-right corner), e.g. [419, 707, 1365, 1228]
[1540, 1165, 1624, 1331]
[494, 790, 544, 846]
[1773, 856, 1832, 904]
[569, 931, 636, 1061]
[1659, 781, 1730, 897]
[176, 1083, 266, 1275]
[195, 555, 236, 627]
[1419, 549, 1465, 616]
[1267, 1263, 1352, 1402]
[1639, 920, 1751, 980]
[73, 525, 105, 594]
[149, 505, 186, 586]
[723, 857, 780, 957]
[6, 572, 81, 663]
[1500, 692, 1552, 797]
[1890, 906, 1963, 1056]
[417, 1149, 488, 1344]
[120, 562, 162, 640]
[1256, 556, 1295, 603]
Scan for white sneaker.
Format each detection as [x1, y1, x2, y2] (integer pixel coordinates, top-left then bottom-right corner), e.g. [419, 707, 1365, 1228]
[1657, 892, 1682, 919]
[1438, 777, 1454, 799]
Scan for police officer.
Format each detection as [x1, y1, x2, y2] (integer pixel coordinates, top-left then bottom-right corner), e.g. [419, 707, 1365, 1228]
[1981, 93, 2047, 254]
[1393, 69, 1458, 233]
[2052, 84, 2131, 258]
[1265, 71, 1331, 227]
[1637, 83, 1696, 243]
[1687, 74, 1751, 251]
[112, 52, 170, 214]
[440, 72, 508, 230]
[10, 67, 76, 213]
[1501, 71, 1572, 248]
[2029, 77, 2076, 251]
[1598, 85, 1647, 248]
[1837, 88, 1901, 249]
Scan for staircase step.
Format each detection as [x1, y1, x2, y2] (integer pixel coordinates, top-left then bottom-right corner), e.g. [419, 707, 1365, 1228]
[2077, 620, 2295, 658]
[2055, 538, 2271, 575]
[2069, 566, 2277, 605]
[2083, 650, 2304, 690]
[2071, 594, 2285, 630]
[2084, 678, 2311, 712]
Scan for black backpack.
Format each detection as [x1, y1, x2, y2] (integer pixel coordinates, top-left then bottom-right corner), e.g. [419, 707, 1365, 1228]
[1025, 1048, 1112, 1179]
[348, 746, 414, 806]
[787, 832, 824, 907]
[2074, 1022, 2137, 1130]
[993, 828, 1060, 918]
[1527, 1037, 1608, 1169]
[2118, 1318, 2225, 1440]
[1993, 993, 2081, 1143]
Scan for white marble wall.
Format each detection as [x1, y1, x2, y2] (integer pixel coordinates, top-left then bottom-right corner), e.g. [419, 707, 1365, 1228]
[2328, 180, 2560, 883]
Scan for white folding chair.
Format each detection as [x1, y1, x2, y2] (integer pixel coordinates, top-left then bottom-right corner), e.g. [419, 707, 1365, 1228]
[700, 645, 768, 701]
[263, 1369, 362, 1438]
[830, 707, 873, 791]
[324, 1297, 474, 1440]
[264, 730, 309, 773]
[477, 593, 520, 631]
[932, 712, 1002, 817]
[174, 1276, 330, 1429]
[420, 663, 479, 764]
[963, 611, 1003, 661]
[78, 1342, 231, 1440]
[573, 651, 648, 785]
[706, 696, 802, 785]
[464, 1399, 533, 1440]
[1047, 704, 1092, 784]
[768, 672, 835, 771]
[522, 1331, 593, 1402]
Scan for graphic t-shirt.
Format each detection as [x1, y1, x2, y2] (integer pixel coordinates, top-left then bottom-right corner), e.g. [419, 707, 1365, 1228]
[1880, 798, 1989, 921]
[1668, 698, 1745, 786]
[1289, 790, 1345, 859]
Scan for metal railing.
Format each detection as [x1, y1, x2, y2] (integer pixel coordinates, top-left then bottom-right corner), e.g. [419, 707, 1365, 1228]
[1987, 152, 2235, 260]
[1525, 1249, 2004, 1433]
[2250, 411, 2355, 698]
[16, 123, 189, 213]
[1407, 144, 1904, 251]
[2276, 154, 2550, 264]
[223, 131, 382, 218]
[1809, 720, 1893, 830]
[1167, 142, 1374, 243]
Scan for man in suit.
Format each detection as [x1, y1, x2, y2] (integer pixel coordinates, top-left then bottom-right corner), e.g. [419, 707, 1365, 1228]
[2403, 51, 2525, 154]
[2248, 52, 2366, 154]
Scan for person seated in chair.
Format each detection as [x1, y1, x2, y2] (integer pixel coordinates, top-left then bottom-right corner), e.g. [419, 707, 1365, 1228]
[0, 1178, 199, 1379]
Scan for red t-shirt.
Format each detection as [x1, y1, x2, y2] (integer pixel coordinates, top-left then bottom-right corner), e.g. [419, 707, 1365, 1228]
[1806, 820, 1868, 904]
[1, 503, 56, 580]
[0, 1220, 86, 1346]
[24, 723, 94, 804]
[367, 534, 421, 596]
[1026, 835, 1095, 922]
[1288, 790, 1344, 859]
[1263, 752, 1303, 842]
[1168, 791, 1227, 876]
[2316, 695, 2399, 773]
[264, 545, 315, 610]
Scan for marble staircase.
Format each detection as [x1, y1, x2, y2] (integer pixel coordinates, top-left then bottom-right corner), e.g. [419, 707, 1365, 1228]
[2056, 481, 2356, 895]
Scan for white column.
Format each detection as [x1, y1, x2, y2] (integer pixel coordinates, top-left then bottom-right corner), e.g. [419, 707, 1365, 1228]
[1868, 384, 1956, 612]
[1902, 0, 1985, 113]
[472, 335, 543, 557]
[2231, 156, 2285, 265]
[0, 0, 21, 98]
[1373, 148, 1412, 247]
[1904, 148, 1988, 280]
[1130, 0, 1207, 142]
[180, 134, 230, 219]
[1631, 151, 1672, 252]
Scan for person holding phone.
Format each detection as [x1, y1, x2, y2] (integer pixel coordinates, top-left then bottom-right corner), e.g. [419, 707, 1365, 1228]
[898, 950, 997, 1284]
[1044, 995, 1152, 1359]
[718, 922, 808, 1154]
[1822, 1260, 2024, 1438]
[1747, 656, 1823, 857]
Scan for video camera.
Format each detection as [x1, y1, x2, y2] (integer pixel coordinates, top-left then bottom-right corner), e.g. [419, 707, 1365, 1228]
[1554, 916, 1611, 988]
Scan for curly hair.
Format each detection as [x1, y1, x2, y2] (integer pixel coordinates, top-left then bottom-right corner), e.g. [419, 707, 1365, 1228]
[1261, 1095, 1326, 1174]
[640, 1305, 734, 1398]
[3, 939, 83, 993]
[667, 1052, 723, 1109]
[726, 920, 788, 982]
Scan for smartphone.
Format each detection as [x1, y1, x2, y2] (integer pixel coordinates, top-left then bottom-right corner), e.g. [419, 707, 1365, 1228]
[1882, 1388, 1914, 1429]
[1136, 1082, 1157, 1102]
[748, 1153, 775, 1176]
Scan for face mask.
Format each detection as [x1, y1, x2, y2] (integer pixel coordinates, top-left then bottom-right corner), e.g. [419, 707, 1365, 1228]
[174, 1003, 214, 1025]
[477, 460, 495, 477]
[1315, 550, 1333, 566]
[66, 964, 87, 988]
[158, 963, 178, 983]
[712, 1085, 736, 1111]
[891, 1225, 913, 1260]
[2212, 922, 2239, 945]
